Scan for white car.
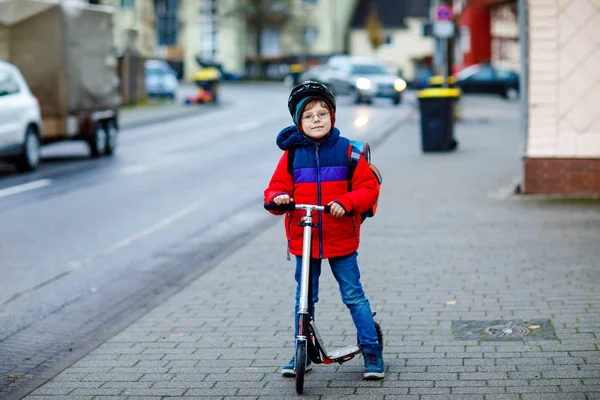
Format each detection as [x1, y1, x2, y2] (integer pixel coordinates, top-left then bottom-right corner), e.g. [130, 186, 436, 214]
[327, 58, 407, 105]
[145, 59, 179, 100]
[0, 60, 42, 171]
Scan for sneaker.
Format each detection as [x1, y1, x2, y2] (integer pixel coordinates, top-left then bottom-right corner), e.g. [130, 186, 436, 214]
[362, 345, 384, 380]
[281, 356, 313, 377]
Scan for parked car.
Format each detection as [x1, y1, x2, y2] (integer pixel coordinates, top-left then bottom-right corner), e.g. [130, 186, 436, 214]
[0, 60, 42, 171]
[327, 58, 407, 105]
[298, 64, 335, 85]
[455, 64, 519, 99]
[145, 59, 179, 100]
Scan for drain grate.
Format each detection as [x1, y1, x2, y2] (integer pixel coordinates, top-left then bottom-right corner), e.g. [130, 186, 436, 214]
[452, 319, 557, 341]
[484, 323, 530, 338]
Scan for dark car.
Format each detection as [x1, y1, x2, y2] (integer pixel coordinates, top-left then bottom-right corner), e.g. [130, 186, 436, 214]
[455, 64, 519, 100]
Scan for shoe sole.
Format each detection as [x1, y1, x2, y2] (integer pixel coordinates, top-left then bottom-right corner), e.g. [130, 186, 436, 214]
[281, 363, 313, 377]
[363, 372, 385, 380]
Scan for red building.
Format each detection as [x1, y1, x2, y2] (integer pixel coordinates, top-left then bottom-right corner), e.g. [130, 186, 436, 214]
[453, 0, 518, 72]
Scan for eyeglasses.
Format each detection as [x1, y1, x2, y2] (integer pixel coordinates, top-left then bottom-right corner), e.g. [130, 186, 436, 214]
[302, 111, 330, 122]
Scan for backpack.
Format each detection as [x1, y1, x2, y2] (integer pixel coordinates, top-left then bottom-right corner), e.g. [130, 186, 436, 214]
[287, 139, 382, 223]
[348, 140, 382, 223]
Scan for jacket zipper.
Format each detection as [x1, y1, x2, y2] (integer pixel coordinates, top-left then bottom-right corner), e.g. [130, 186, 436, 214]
[315, 144, 323, 259]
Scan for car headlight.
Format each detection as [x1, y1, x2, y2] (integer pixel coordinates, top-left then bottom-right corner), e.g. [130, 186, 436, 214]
[394, 79, 407, 92]
[356, 77, 371, 90]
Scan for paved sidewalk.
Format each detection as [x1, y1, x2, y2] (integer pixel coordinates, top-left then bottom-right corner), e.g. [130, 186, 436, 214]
[23, 98, 600, 399]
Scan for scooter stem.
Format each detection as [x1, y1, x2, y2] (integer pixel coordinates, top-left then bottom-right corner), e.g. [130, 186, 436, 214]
[298, 212, 312, 314]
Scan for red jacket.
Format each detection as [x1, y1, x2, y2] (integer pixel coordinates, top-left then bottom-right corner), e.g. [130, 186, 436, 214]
[264, 126, 379, 259]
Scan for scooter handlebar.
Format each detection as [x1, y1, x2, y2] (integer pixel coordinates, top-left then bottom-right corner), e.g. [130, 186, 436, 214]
[264, 202, 331, 214]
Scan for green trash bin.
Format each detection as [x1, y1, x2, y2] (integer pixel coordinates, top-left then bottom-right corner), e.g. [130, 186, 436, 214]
[417, 88, 461, 152]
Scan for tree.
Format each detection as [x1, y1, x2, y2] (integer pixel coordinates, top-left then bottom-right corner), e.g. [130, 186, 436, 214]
[365, 5, 384, 51]
[221, 0, 294, 79]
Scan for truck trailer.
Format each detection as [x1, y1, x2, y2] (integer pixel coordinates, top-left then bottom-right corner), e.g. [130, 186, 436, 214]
[0, 0, 122, 163]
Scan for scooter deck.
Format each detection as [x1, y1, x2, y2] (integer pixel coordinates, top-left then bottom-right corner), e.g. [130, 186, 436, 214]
[326, 345, 361, 360]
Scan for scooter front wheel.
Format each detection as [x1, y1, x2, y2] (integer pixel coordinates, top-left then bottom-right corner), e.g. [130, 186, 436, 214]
[295, 342, 306, 394]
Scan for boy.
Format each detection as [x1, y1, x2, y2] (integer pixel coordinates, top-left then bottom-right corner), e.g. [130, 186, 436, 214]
[263, 81, 384, 380]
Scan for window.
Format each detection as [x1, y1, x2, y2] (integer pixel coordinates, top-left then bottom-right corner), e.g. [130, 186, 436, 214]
[261, 28, 282, 57]
[121, 0, 134, 9]
[0, 70, 20, 97]
[384, 34, 393, 46]
[496, 69, 517, 81]
[351, 64, 388, 75]
[199, 0, 218, 62]
[303, 26, 317, 46]
[156, 0, 179, 46]
[470, 68, 494, 81]
[302, 0, 317, 5]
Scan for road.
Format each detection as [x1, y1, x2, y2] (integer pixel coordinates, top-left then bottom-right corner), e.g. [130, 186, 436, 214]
[0, 83, 414, 398]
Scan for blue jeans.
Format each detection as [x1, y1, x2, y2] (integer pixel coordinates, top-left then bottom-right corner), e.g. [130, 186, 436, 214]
[294, 251, 379, 347]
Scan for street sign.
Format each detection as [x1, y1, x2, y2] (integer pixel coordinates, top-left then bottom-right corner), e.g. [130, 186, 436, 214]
[433, 4, 453, 22]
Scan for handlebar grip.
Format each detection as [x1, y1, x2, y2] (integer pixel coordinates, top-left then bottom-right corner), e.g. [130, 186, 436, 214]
[264, 202, 296, 211]
[264, 202, 332, 213]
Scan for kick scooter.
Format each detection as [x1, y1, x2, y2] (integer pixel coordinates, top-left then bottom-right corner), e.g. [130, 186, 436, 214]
[264, 202, 383, 394]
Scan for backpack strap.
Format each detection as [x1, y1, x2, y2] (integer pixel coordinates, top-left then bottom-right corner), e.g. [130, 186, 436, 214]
[287, 148, 296, 176]
[347, 146, 361, 191]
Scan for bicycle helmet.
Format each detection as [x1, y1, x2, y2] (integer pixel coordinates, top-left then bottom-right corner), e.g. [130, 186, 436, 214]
[288, 81, 336, 131]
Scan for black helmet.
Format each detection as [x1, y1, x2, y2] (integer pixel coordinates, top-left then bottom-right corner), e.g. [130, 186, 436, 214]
[288, 81, 336, 128]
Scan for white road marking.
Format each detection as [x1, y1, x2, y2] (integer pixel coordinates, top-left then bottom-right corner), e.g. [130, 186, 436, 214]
[118, 164, 153, 176]
[0, 179, 52, 199]
[235, 120, 260, 132]
[68, 202, 203, 270]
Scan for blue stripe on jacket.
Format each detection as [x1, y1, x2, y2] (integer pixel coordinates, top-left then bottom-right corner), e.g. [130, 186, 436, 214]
[294, 166, 348, 183]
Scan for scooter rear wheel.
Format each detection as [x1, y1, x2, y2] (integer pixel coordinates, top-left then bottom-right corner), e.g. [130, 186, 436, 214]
[295, 343, 306, 394]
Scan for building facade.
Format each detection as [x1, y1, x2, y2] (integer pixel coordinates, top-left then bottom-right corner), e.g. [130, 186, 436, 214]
[180, 0, 359, 81]
[348, 0, 434, 81]
[453, 0, 519, 72]
[101, 0, 157, 58]
[523, 0, 600, 194]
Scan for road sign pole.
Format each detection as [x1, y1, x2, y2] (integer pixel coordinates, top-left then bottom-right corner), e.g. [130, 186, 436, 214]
[442, 38, 448, 88]
[432, 2, 454, 88]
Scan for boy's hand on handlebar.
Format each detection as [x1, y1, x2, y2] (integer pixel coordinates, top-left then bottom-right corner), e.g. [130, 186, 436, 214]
[327, 201, 345, 218]
[273, 194, 293, 205]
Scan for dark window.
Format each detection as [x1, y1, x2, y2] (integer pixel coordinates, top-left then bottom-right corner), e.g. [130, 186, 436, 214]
[351, 64, 388, 75]
[121, 0, 134, 8]
[470, 68, 494, 81]
[496, 70, 517, 81]
[156, 0, 179, 46]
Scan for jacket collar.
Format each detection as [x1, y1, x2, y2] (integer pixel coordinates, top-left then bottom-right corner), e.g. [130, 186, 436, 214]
[276, 126, 340, 151]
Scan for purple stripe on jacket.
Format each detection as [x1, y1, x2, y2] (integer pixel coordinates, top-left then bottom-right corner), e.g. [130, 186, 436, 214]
[294, 166, 348, 183]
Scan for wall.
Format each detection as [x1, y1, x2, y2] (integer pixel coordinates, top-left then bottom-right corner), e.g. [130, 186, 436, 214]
[0, 25, 9, 61]
[524, 0, 600, 194]
[349, 18, 434, 80]
[491, 3, 519, 71]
